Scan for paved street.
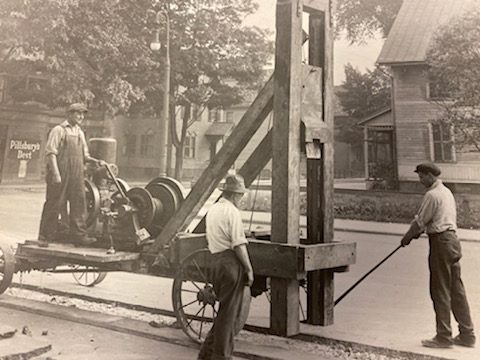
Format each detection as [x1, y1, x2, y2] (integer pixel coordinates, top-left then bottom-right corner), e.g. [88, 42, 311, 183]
[1, 188, 480, 359]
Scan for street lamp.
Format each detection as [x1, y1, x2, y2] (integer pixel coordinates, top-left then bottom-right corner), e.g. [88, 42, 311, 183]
[150, 9, 170, 177]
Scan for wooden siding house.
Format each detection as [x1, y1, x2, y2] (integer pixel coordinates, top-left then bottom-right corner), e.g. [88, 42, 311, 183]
[377, 0, 480, 192]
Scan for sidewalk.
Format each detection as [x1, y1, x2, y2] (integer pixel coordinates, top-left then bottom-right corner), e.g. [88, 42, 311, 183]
[240, 211, 480, 243]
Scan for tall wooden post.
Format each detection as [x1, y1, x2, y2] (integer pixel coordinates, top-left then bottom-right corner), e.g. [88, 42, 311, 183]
[270, 0, 303, 336]
[304, 0, 335, 325]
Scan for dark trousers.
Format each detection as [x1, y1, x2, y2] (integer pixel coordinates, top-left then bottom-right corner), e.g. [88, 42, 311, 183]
[198, 250, 244, 360]
[38, 132, 88, 242]
[428, 231, 475, 342]
[38, 174, 87, 241]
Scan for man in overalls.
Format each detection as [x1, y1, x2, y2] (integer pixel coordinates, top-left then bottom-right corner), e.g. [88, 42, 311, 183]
[38, 103, 103, 247]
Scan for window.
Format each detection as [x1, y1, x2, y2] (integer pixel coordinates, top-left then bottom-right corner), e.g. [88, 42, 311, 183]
[184, 133, 196, 159]
[431, 123, 455, 162]
[208, 108, 221, 122]
[140, 133, 154, 158]
[124, 134, 137, 156]
[225, 111, 234, 123]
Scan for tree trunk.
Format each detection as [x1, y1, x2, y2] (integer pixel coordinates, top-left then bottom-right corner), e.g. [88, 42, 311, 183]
[173, 103, 191, 180]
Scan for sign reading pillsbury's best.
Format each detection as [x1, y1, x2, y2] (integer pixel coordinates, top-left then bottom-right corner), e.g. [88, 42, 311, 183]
[9, 139, 41, 160]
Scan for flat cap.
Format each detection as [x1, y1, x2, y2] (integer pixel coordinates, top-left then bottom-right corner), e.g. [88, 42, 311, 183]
[67, 103, 88, 113]
[414, 162, 441, 176]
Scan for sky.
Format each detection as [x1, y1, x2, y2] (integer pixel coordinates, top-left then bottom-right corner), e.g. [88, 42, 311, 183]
[245, 0, 385, 85]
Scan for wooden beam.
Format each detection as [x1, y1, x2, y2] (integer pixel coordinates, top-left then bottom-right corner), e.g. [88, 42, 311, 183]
[270, 0, 303, 337]
[151, 77, 274, 251]
[304, 0, 328, 12]
[173, 234, 356, 280]
[305, 2, 336, 326]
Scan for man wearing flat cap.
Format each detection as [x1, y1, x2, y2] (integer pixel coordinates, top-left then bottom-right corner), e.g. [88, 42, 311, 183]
[198, 173, 254, 360]
[38, 103, 103, 247]
[401, 162, 475, 349]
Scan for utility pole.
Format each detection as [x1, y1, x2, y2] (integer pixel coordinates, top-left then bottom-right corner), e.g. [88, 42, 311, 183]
[150, 7, 170, 176]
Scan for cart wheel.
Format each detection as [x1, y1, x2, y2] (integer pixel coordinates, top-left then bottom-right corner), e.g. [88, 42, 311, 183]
[0, 241, 14, 295]
[172, 249, 251, 343]
[71, 266, 107, 287]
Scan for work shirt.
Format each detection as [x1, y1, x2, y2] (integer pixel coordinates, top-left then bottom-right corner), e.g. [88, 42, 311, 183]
[206, 197, 248, 254]
[414, 180, 457, 234]
[45, 121, 90, 158]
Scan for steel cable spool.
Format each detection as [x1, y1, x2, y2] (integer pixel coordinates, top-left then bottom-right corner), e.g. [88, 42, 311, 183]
[144, 177, 185, 238]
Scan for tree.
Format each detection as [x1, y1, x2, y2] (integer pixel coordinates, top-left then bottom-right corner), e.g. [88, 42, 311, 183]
[0, 0, 273, 179]
[166, 0, 273, 178]
[336, 0, 403, 43]
[337, 64, 391, 118]
[426, 4, 480, 153]
[335, 64, 390, 150]
[0, 0, 156, 115]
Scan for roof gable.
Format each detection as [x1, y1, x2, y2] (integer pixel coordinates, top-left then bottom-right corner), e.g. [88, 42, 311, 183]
[377, 0, 474, 65]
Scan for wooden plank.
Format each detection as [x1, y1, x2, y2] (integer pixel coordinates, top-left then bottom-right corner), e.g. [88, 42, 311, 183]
[270, 0, 304, 337]
[303, 242, 356, 271]
[305, 1, 337, 326]
[151, 77, 274, 251]
[17, 243, 140, 264]
[304, 0, 329, 12]
[173, 234, 355, 279]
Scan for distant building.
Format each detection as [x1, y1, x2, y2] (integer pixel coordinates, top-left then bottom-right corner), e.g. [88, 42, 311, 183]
[377, 0, 480, 192]
[0, 74, 104, 183]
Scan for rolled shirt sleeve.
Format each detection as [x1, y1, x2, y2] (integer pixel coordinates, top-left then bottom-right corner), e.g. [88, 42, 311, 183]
[230, 207, 248, 248]
[45, 125, 64, 156]
[414, 192, 436, 230]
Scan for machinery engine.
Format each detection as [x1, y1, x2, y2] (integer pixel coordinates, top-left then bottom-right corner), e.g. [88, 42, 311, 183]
[84, 138, 186, 252]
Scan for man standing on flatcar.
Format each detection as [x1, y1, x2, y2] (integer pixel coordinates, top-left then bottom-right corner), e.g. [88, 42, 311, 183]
[38, 103, 103, 247]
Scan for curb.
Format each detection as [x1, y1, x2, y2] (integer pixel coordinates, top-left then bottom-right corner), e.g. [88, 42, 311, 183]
[0, 292, 452, 360]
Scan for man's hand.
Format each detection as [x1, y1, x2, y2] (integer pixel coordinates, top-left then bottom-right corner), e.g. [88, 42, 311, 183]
[96, 159, 107, 167]
[400, 235, 412, 247]
[245, 269, 254, 287]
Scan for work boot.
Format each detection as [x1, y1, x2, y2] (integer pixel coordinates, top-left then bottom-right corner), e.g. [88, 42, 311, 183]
[421, 336, 453, 349]
[453, 334, 476, 348]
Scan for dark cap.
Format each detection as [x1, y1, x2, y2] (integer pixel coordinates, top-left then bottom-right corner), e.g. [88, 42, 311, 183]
[67, 103, 88, 113]
[414, 162, 441, 176]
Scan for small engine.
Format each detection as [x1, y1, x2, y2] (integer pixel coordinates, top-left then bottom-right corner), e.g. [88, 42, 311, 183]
[84, 138, 186, 252]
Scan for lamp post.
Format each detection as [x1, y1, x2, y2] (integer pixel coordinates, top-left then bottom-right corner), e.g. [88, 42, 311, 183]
[150, 9, 170, 177]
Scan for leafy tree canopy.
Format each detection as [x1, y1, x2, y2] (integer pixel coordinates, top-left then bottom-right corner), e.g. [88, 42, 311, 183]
[426, 4, 480, 152]
[337, 63, 391, 120]
[336, 0, 403, 43]
[0, 0, 272, 116]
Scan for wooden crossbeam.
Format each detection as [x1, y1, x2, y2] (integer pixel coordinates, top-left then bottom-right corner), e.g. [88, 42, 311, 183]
[304, 0, 329, 12]
[173, 233, 355, 280]
[151, 77, 274, 251]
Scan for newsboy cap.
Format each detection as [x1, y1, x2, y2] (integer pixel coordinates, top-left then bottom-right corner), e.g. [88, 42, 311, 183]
[67, 103, 88, 113]
[221, 174, 247, 194]
[414, 162, 441, 176]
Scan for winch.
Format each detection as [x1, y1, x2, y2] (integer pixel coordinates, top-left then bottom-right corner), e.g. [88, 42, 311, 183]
[84, 138, 186, 252]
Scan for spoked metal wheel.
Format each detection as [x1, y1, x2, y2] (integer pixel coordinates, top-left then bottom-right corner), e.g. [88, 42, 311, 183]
[172, 249, 217, 343]
[71, 265, 107, 287]
[0, 241, 15, 294]
[172, 249, 251, 344]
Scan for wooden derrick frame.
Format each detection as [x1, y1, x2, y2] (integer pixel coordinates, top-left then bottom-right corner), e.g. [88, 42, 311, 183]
[147, 0, 352, 337]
